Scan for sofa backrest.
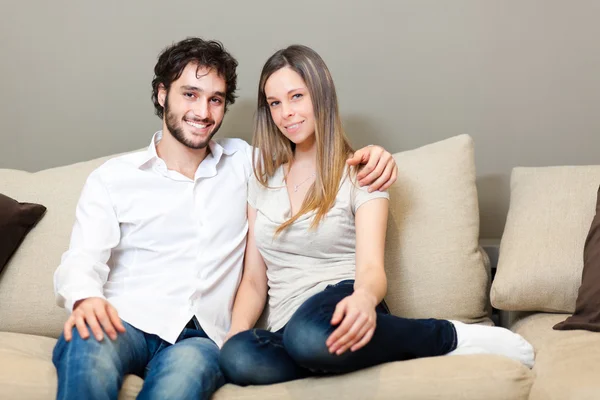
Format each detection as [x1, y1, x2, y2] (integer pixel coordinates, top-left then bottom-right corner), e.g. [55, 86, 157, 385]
[0, 153, 124, 337]
[492, 166, 600, 313]
[383, 134, 489, 323]
[0, 135, 490, 338]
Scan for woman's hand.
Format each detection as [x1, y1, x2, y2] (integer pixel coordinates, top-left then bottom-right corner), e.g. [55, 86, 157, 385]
[325, 289, 378, 355]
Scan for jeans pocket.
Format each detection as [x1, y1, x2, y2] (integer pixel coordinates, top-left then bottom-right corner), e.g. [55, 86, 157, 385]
[377, 299, 391, 315]
[325, 279, 355, 290]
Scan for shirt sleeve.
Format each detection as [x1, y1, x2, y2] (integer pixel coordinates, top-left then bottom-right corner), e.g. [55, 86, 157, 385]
[351, 179, 390, 214]
[53, 169, 121, 312]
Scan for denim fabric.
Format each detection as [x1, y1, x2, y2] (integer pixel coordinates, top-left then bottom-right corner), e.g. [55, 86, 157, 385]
[52, 319, 224, 400]
[220, 280, 457, 386]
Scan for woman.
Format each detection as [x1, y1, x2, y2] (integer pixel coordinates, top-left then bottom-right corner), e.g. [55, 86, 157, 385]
[219, 45, 534, 385]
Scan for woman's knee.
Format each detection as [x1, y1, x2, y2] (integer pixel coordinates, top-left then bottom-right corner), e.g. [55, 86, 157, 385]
[283, 315, 334, 370]
[219, 331, 263, 385]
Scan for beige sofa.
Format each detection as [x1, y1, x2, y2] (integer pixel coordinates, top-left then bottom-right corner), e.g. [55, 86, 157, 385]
[0, 135, 597, 399]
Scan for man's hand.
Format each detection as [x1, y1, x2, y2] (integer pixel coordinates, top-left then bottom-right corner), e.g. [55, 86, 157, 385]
[325, 290, 378, 355]
[347, 145, 398, 192]
[64, 297, 126, 342]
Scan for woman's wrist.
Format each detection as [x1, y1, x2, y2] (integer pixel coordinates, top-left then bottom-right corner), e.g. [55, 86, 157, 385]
[353, 287, 379, 307]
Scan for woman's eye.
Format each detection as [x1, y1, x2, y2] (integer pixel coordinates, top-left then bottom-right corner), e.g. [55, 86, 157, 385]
[269, 101, 280, 107]
[292, 93, 303, 99]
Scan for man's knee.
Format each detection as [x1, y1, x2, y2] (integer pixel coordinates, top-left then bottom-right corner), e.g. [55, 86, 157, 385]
[166, 338, 220, 372]
[53, 326, 124, 374]
[146, 338, 224, 398]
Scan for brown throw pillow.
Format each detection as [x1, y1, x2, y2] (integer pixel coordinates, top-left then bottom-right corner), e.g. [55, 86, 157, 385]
[554, 185, 600, 332]
[0, 193, 47, 273]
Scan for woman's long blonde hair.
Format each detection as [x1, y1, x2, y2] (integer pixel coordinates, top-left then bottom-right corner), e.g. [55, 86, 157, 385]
[253, 45, 354, 234]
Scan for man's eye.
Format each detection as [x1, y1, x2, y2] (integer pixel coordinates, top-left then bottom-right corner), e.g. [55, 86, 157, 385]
[211, 98, 223, 104]
[184, 93, 195, 98]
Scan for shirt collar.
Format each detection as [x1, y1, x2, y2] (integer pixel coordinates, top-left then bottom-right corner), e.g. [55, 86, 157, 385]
[136, 131, 238, 175]
[135, 131, 162, 169]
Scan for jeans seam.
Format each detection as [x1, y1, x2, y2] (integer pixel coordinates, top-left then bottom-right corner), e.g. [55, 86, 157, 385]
[449, 321, 458, 352]
[251, 329, 286, 349]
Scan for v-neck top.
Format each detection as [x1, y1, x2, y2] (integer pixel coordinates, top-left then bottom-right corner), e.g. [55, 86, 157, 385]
[248, 165, 389, 331]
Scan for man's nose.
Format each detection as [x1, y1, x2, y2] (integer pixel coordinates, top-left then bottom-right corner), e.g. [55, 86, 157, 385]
[192, 100, 210, 119]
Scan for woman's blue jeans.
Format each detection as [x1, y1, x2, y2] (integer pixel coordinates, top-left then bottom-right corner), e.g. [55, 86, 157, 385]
[219, 280, 457, 386]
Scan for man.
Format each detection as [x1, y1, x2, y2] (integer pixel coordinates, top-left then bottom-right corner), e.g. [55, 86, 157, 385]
[52, 37, 398, 400]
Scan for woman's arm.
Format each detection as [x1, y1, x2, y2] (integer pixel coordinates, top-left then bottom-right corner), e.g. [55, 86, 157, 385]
[225, 204, 269, 342]
[326, 197, 389, 354]
[353, 197, 389, 304]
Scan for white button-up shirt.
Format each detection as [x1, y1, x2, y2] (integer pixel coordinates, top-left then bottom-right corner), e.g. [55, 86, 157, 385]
[54, 131, 253, 346]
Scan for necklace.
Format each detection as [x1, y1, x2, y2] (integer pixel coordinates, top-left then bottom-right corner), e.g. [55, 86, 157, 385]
[293, 172, 316, 192]
[288, 164, 316, 192]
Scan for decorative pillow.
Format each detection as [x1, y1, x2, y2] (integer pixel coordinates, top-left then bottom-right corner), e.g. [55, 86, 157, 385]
[0, 193, 46, 273]
[554, 186, 600, 332]
[384, 134, 489, 323]
[491, 166, 600, 312]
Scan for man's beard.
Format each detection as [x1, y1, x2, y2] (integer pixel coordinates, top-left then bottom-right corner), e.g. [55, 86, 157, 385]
[164, 97, 223, 150]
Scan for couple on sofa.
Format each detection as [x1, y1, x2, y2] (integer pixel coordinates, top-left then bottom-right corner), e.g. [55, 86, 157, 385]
[52, 37, 534, 400]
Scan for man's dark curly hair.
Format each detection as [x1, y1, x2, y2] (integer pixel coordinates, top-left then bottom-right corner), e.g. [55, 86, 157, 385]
[151, 37, 238, 118]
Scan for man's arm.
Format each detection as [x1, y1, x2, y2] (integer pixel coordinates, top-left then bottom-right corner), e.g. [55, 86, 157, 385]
[347, 145, 398, 192]
[54, 169, 125, 341]
[244, 140, 398, 191]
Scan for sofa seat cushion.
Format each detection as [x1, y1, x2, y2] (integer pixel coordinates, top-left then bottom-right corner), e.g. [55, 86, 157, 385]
[0, 331, 533, 400]
[0, 331, 142, 400]
[214, 354, 533, 400]
[512, 313, 600, 400]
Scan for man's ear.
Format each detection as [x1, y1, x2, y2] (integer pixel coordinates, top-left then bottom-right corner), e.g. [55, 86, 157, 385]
[158, 84, 167, 108]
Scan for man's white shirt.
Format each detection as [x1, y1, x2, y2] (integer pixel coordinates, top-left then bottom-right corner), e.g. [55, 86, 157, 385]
[54, 132, 253, 347]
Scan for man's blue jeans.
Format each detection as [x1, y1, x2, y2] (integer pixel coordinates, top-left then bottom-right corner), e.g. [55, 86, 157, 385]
[52, 319, 224, 400]
[219, 280, 457, 385]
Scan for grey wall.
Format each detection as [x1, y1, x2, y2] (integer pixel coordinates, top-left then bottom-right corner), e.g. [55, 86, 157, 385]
[1, 1, 599, 238]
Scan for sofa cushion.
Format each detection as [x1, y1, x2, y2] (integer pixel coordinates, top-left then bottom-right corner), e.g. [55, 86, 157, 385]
[0, 331, 142, 400]
[0, 193, 46, 273]
[491, 166, 600, 312]
[0, 331, 533, 400]
[554, 185, 600, 332]
[214, 354, 533, 400]
[511, 313, 600, 400]
[384, 134, 489, 322]
[0, 153, 127, 337]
